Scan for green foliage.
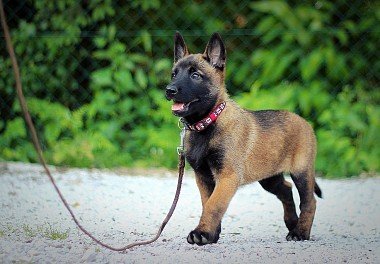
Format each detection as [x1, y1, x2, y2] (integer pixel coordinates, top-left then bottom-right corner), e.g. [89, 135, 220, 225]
[237, 0, 380, 177]
[1, 0, 379, 177]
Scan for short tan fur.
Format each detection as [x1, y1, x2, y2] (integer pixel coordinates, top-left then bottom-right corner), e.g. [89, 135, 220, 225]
[166, 32, 322, 245]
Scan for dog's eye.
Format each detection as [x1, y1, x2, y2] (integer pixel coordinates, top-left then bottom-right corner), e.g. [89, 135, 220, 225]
[191, 72, 201, 80]
[171, 72, 176, 79]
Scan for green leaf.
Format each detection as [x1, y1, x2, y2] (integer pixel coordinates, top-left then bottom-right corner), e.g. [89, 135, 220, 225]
[114, 70, 135, 92]
[92, 67, 113, 87]
[270, 50, 300, 82]
[233, 62, 251, 84]
[256, 16, 276, 34]
[300, 49, 324, 81]
[2, 117, 26, 141]
[141, 30, 152, 53]
[135, 68, 148, 89]
[154, 59, 171, 72]
[336, 29, 348, 45]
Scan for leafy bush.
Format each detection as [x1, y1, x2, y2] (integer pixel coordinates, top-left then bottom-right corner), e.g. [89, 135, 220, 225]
[0, 0, 379, 177]
[237, 1, 380, 177]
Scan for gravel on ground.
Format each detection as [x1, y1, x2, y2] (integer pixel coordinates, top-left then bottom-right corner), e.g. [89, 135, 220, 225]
[0, 162, 379, 263]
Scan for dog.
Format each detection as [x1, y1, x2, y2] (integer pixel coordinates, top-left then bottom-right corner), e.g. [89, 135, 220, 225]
[165, 32, 322, 246]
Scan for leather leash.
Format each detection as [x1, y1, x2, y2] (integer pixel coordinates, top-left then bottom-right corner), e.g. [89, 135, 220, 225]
[0, 0, 185, 252]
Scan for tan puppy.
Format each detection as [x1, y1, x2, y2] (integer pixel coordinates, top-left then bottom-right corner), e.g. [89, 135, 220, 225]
[165, 32, 322, 245]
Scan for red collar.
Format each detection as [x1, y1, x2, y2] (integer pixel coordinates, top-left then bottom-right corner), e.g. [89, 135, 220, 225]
[182, 102, 226, 132]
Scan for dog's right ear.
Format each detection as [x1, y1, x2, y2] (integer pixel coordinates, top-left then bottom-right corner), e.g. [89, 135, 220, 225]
[174, 32, 189, 63]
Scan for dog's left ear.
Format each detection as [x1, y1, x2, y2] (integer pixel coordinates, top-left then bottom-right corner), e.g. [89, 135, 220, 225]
[203, 32, 226, 69]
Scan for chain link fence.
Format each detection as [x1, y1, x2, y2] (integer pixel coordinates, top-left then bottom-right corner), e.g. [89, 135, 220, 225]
[1, 0, 379, 176]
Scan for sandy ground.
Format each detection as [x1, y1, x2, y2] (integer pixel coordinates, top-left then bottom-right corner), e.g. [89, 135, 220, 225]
[0, 162, 379, 263]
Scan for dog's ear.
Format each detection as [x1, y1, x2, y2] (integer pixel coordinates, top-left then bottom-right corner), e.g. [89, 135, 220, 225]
[174, 32, 189, 63]
[203, 32, 226, 69]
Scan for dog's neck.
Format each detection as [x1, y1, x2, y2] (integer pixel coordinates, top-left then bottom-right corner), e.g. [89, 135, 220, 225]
[183, 92, 229, 131]
[183, 105, 215, 125]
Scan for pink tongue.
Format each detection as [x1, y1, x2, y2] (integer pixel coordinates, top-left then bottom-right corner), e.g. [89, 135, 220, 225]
[172, 102, 185, 111]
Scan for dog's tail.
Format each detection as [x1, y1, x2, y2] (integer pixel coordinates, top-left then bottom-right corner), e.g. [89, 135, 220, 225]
[314, 182, 322, 198]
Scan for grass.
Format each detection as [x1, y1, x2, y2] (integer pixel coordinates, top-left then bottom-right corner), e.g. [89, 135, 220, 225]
[23, 224, 37, 238]
[41, 223, 69, 240]
[21, 223, 69, 240]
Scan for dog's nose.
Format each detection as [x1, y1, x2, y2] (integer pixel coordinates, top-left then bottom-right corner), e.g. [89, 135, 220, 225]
[166, 85, 178, 97]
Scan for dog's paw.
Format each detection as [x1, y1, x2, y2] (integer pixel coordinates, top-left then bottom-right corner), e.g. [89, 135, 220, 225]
[187, 229, 219, 246]
[284, 217, 298, 231]
[286, 229, 309, 241]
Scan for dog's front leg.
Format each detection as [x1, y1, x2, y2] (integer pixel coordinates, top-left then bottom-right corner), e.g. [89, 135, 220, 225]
[187, 171, 238, 245]
[195, 172, 215, 207]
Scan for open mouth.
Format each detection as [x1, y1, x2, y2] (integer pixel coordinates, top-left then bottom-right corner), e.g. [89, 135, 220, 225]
[171, 99, 199, 115]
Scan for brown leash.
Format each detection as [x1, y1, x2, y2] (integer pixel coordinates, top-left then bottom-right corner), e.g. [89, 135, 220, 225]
[0, 0, 185, 252]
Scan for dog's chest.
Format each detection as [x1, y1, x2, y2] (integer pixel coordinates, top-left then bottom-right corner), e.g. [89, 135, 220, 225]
[185, 129, 224, 173]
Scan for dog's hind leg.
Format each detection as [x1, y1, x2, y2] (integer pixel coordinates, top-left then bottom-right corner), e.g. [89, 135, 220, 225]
[287, 170, 317, 241]
[259, 173, 298, 231]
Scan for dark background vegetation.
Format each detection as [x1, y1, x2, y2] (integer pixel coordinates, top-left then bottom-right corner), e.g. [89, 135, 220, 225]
[1, 0, 379, 177]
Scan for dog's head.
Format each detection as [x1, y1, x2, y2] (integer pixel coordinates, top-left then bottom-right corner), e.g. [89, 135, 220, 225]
[166, 32, 227, 121]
